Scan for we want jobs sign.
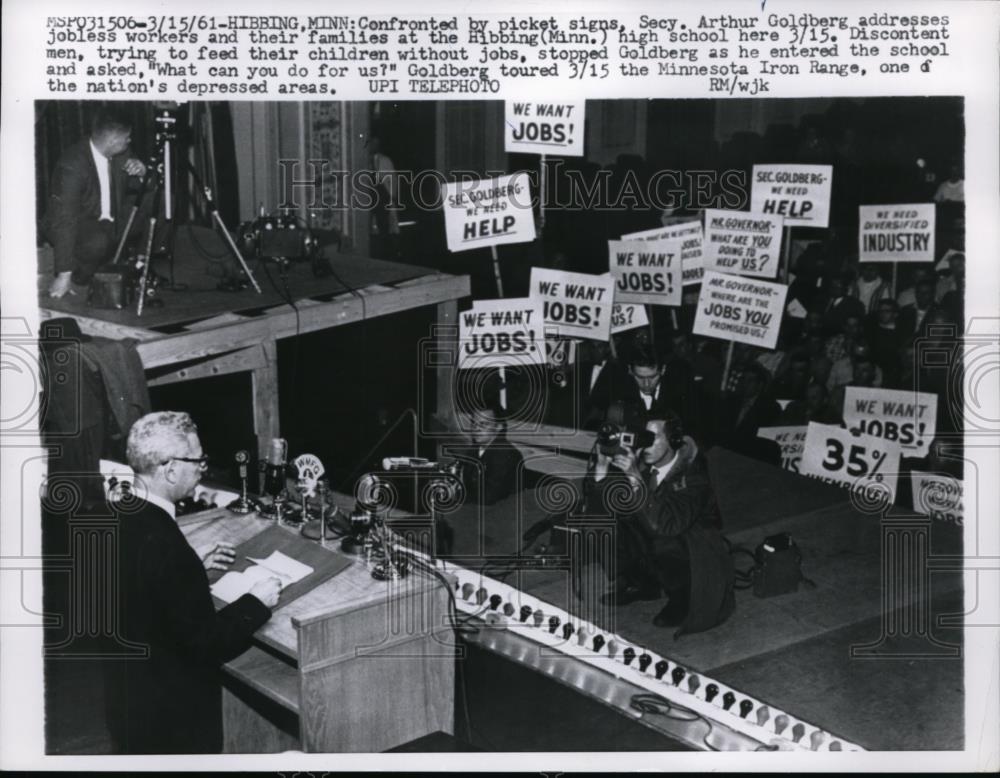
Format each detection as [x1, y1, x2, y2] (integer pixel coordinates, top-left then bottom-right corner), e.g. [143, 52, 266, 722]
[529, 268, 613, 341]
[504, 100, 585, 156]
[607, 238, 682, 306]
[459, 298, 545, 370]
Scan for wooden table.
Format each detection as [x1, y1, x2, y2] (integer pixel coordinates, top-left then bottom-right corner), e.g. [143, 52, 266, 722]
[178, 502, 456, 753]
[39, 239, 469, 459]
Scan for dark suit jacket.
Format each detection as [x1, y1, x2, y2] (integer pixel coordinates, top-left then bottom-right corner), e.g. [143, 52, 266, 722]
[43, 139, 138, 274]
[582, 440, 735, 636]
[104, 498, 271, 753]
[454, 439, 524, 507]
[897, 303, 939, 341]
[603, 362, 701, 439]
[820, 295, 866, 335]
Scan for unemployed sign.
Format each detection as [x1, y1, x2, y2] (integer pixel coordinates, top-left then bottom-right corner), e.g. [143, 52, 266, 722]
[800, 422, 902, 504]
[703, 209, 783, 279]
[692, 271, 789, 350]
[505, 100, 585, 156]
[530, 268, 613, 341]
[842, 386, 937, 457]
[911, 472, 964, 526]
[608, 239, 682, 306]
[623, 221, 705, 286]
[858, 204, 936, 263]
[751, 164, 832, 228]
[459, 298, 545, 370]
[757, 426, 808, 473]
[611, 303, 648, 334]
[443, 172, 536, 252]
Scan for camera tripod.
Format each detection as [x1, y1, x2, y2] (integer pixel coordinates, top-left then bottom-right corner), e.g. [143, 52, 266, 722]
[110, 104, 261, 315]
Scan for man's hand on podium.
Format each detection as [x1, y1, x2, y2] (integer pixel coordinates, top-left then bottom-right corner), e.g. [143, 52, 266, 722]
[250, 577, 282, 608]
[197, 541, 236, 572]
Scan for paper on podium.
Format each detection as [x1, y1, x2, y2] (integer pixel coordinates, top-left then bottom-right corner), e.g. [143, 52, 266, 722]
[211, 550, 314, 604]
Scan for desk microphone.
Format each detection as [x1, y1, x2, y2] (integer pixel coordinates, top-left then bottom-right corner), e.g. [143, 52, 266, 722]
[262, 438, 288, 498]
[227, 449, 261, 515]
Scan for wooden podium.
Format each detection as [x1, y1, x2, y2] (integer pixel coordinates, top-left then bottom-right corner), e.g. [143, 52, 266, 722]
[179, 506, 456, 753]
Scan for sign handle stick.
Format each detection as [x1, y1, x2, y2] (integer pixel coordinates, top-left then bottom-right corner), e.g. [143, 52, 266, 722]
[891, 262, 898, 299]
[781, 225, 793, 284]
[608, 334, 618, 360]
[646, 304, 656, 348]
[539, 154, 546, 231]
[721, 341, 735, 393]
[670, 308, 679, 331]
[490, 245, 505, 298]
[489, 244, 507, 409]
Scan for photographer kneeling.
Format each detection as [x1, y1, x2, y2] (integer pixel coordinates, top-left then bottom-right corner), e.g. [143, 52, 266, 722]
[583, 411, 735, 636]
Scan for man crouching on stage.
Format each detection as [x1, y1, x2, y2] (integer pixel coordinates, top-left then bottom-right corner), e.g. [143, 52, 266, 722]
[585, 411, 735, 636]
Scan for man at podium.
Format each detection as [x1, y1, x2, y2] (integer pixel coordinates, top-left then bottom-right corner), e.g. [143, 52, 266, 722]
[103, 411, 281, 754]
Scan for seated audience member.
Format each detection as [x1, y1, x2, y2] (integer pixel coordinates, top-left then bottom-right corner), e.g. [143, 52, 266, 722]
[825, 313, 865, 365]
[828, 342, 883, 392]
[780, 382, 839, 425]
[583, 412, 734, 634]
[895, 341, 918, 391]
[868, 298, 905, 385]
[104, 412, 280, 754]
[573, 339, 626, 430]
[455, 404, 524, 507]
[828, 349, 880, 423]
[608, 340, 699, 438]
[849, 263, 893, 316]
[718, 363, 782, 461]
[819, 273, 866, 336]
[935, 251, 964, 302]
[787, 244, 832, 313]
[771, 353, 811, 403]
[938, 253, 965, 328]
[896, 267, 934, 309]
[898, 277, 940, 341]
[933, 161, 964, 203]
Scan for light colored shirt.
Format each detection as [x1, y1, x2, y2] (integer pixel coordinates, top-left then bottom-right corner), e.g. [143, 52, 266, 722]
[589, 361, 606, 392]
[933, 179, 963, 203]
[854, 277, 891, 313]
[650, 452, 679, 489]
[639, 384, 660, 411]
[89, 139, 113, 221]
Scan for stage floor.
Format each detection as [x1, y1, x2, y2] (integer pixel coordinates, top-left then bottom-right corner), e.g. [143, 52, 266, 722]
[440, 447, 964, 751]
[42, 448, 964, 752]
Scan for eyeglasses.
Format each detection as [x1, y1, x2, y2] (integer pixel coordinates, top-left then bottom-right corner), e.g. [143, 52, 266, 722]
[163, 454, 209, 470]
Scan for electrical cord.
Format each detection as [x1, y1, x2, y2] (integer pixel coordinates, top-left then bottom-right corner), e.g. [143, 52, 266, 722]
[394, 549, 500, 750]
[628, 692, 720, 751]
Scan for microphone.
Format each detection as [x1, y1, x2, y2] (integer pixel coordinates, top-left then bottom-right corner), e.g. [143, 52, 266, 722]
[262, 438, 288, 498]
[227, 449, 261, 516]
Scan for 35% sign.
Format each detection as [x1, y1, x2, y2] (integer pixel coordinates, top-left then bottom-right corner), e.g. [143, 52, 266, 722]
[801, 423, 902, 507]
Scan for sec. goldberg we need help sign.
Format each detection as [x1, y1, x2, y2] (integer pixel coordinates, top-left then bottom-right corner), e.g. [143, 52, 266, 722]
[443, 173, 536, 252]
